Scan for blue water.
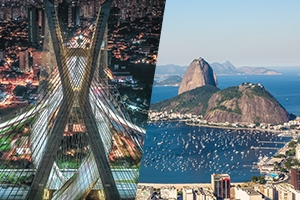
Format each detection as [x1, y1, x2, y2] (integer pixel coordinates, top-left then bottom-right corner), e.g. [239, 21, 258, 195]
[139, 122, 291, 183]
[140, 74, 299, 183]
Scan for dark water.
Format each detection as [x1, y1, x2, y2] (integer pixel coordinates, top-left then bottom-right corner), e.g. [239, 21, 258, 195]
[140, 74, 299, 183]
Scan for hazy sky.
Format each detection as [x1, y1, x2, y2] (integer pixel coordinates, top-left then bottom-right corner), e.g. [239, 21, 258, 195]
[156, 0, 300, 67]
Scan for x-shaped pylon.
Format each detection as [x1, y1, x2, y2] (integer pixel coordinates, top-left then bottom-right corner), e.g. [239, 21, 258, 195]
[26, 1, 121, 200]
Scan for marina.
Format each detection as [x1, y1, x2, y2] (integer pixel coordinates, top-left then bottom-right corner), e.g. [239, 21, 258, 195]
[142, 74, 300, 183]
[139, 121, 291, 183]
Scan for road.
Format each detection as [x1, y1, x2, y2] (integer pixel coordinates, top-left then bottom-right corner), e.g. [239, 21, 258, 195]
[0, 183, 137, 200]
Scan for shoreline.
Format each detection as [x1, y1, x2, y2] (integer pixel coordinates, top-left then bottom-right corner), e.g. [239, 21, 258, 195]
[148, 119, 296, 135]
[138, 182, 248, 190]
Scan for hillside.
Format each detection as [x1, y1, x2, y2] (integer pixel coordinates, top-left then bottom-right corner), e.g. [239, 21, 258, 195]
[150, 85, 219, 115]
[151, 83, 291, 125]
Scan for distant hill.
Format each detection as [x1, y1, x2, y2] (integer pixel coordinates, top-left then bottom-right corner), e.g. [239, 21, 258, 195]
[154, 75, 182, 86]
[156, 61, 281, 76]
[210, 61, 237, 75]
[151, 83, 291, 125]
[237, 67, 281, 75]
[154, 64, 188, 75]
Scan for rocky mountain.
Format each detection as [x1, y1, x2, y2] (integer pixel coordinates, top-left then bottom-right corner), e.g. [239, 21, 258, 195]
[178, 57, 218, 95]
[204, 83, 290, 124]
[151, 85, 220, 115]
[154, 75, 182, 86]
[210, 61, 281, 75]
[151, 83, 291, 125]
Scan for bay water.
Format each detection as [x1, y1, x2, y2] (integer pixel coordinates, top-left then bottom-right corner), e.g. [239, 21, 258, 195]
[139, 73, 300, 183]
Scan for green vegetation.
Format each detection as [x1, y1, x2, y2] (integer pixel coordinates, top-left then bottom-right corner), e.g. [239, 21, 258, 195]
[218, 86, 242, 102]
[210, 104, 242, 115]
[284, 158, 300, 170]
[0, 134, 15, 151]
[288, 140, 298, 148]
[254, 116, 260, 126]
[150, 85, 219, 115]
[0, 173, 34, 185]
[273, 139, 300, 172]
[251, 175, 266, 184]
[56, 160, 81, 169]
[285, 149, 296, 157]
[212, 88, 242, 115]
[250, 85, 277, 103]
[273, 154, 286, 158]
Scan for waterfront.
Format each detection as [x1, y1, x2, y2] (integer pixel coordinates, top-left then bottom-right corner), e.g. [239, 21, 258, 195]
[139, 121, 291, 183]
[140, 74, 299, 183]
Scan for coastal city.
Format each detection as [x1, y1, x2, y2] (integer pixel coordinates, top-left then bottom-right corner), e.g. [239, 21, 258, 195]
[0, 0, 166, 199]
[137, 136, 300, 199]
[141, 106, 300, 199]
[143, 73, 300, 199]
[148, 110, 300, 134]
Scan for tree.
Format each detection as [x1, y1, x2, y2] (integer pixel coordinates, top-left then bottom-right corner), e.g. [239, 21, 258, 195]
[13, 85, 28, 96]
[258, 176, 265, 184]
[251, 176, 258, 182]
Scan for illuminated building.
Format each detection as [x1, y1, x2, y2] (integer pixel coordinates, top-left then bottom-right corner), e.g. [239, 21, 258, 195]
[0, 1, 145, 199]
[28, 7, 39, 45]
[19, 49, 29, 72]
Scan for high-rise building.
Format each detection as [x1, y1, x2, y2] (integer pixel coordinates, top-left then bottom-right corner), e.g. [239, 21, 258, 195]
[234, 187, 262, 200]
[68, 0, 79, 27]
[19, 49, 29, 72]
[211, 174, 231, 200]
[38, 8, 45, 36]
[160, 186, 177, 199]
[136, 185, 154, 200]
[28, 7, 39, 45]
[182, 187, 194, 200]
[291, 167, 300, 190]
[194, 187, 217, 200]
[57, 0, 68, 25]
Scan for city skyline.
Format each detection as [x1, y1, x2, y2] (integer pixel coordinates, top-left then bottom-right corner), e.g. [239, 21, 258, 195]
[157, 0, 300, 67]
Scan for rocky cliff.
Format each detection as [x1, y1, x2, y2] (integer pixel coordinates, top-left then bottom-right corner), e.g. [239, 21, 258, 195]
[178, 57, 217, 95]
[204, 83, 290, 124]
[151, 83, 291, 125]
